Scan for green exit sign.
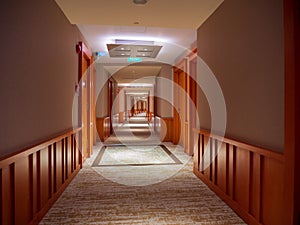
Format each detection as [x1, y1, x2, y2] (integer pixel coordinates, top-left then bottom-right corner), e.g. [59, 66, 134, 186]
[127, 57, 143, 62]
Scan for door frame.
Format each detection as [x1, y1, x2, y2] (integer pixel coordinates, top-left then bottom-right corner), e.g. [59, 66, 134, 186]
[284, 0, 300, 224]
[173, 59, 188, 149]
[77, 41, 94, 160]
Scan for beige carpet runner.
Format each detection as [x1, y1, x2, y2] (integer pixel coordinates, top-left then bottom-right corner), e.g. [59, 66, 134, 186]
[40, 142, 246, 224]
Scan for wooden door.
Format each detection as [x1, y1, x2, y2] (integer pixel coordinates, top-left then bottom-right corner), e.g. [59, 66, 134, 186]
[108, 79, 113, 134]
[188, 49, 198, 156]
[173, 68, 180, 145]
[173, 52, 197, 156]
[178, 69, 187, 147]
[173, 60, 188, 152]
[77, 42, 93, 160]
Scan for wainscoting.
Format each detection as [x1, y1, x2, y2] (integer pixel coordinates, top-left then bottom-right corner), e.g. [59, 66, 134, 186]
[96, 117, 110, 142]
[154, 117, 173, 142]
[118, 112, 124, 123]
[193, 129, 285, 225]
[0, 128, 82, 225]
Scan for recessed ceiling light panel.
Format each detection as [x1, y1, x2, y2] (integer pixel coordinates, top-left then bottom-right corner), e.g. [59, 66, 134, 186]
[107, 44, 162, 58]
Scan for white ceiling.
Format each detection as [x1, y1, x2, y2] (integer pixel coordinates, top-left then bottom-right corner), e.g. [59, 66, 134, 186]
[76, 24, 197, 64]
[54, 0, 223, 85]
[55, 0, 224, 29]
[105, 65, 161, 83]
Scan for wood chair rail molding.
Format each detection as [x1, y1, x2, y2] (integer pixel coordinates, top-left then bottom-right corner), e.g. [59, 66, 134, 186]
[193, 128, 285, 225]
[0, 128, 82, 225]
[0, 128, 82, 168]
[193, 129, 284, 162]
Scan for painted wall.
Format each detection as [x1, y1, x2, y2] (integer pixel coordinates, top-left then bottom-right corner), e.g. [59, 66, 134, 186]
[0, 0, 90, 158]
[156, 64, 173, 118]
[197, 0, 284, 151]
[95, 64, 109, 118]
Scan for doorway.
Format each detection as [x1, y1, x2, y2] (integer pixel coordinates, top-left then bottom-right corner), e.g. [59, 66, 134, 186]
[77, 41, 95, 160]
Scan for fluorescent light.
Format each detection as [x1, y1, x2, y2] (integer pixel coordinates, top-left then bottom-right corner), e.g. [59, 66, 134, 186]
[118, 83, 153, 87]
[126, 92, 148, 95]
[115, 39, 154, 45]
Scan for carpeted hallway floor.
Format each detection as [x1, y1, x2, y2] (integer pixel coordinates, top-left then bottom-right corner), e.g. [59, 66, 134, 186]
[39, 115, 246, 224]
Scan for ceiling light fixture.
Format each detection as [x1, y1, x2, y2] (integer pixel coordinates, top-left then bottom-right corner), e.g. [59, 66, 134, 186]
[133, 0, 148, 5]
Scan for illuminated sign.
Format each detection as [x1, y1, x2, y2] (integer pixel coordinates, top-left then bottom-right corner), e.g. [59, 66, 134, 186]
[127, 57, 143, 62]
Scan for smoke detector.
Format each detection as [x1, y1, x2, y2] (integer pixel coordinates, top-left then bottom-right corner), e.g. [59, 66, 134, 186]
[133, 0, 148, 5]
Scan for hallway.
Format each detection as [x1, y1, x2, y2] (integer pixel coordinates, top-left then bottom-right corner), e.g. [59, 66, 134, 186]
[40, 114, 245, 224]
[40, 142, 245, 224]
[106, 113, 160, 146]
[1, 1, 299, 225]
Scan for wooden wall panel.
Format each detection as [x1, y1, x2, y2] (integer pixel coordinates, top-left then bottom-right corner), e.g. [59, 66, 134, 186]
[249, 153, 261, 221]
[154, 117, 174, 142]
[119, 112, 124, 123]
[228, 145, 236, 199]
[217, 142, 227, 193]
[14, 157, 30, 224]
[160, 117, 173, 142]
[50, 145, 55, 199]
[235, 148, 250, 211]
[96, 117, 111, 142]
[0, 128, 82, 225]
[66, 137, 72, 179]
[203, 136, 211, 181]
[1, 166, 13, 225]
[261, 157, 285, 225]
[40, 147, 50, 209]
[56, 141, 63, 192]
[193, 133, 200, 171]
[193, 129, 285, 225]
[30, 152, 38, 220]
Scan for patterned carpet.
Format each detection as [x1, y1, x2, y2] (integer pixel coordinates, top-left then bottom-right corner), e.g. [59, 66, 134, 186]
[105, 116, 160, 146]
[39, 142, 246, 225]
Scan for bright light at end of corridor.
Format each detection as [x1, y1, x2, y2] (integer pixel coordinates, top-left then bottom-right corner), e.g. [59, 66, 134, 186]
[118, 83, 153, 87]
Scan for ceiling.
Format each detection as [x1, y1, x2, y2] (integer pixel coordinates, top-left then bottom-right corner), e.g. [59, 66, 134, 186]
[76, 25, 197, 64]
[105, 65, 161, 83]
[107, 43, 162, 58]
[55, 0, 224, 29]
[54, 0, 223, 86]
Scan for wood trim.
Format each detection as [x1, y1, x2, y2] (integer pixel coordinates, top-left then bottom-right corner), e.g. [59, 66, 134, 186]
[96, 117, 111, 142]
[0, 128, 81, 168]
[173, 49, 198, 156]
[155, 117, 173, 142]
[0, 128, 82, 225]
[77, 41, 93, 159]
[193, 129, 285, 225]
[187, 48, 197, 59]
[173, 58, 187, 148]
[283, 0, 300, 224]
[193, 129, 284, 162]
[108, 79, 113, 134]
[119, 112, 125, 123]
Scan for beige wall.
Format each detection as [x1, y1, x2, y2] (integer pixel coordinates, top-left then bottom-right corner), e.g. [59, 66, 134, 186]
[0, 0, 90, 158]
[95, 64, 109, 118]
[156, 64, 173, 118]
[197, 0, 284, 151]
